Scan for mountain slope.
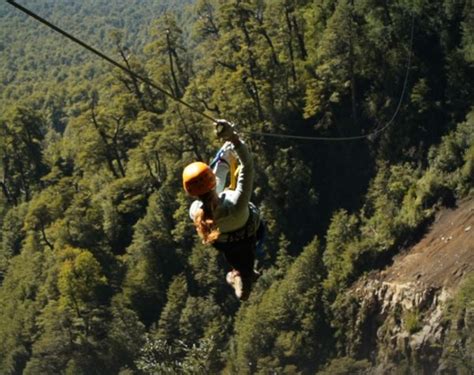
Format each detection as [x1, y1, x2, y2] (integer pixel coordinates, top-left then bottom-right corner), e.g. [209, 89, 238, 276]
[334, 199, 473, 374]
[381, 198, 473, 288]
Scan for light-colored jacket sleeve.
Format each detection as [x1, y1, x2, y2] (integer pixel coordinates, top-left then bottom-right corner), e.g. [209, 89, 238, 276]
[230, 140, 254, 212]
[189, 200, 202, 221]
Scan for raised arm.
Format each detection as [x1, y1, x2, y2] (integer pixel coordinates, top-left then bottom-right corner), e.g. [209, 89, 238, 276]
[214, 120, 254, 210]
[230, 139, 254, 210]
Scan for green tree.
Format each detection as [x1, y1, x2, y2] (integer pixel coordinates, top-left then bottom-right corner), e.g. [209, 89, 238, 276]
[145, 12, 191, 100]
[0, 203, 28, 275]
[323, 209, 360, 298]
[105, 296, 146, 372]
[231, 237, 326, 374]
[57, 247, 108, 330]
[188, 241, 223, 298]
[0, 233, 47, 374]
[441, 274, 474, 373]
[0, 106, 48, 204]
[316, 356, 371, 375]
[23, 246, 110, 374]
[156, 274, 189, 341]
[121, 186, 181, 325]
[23, 180, 75, 251]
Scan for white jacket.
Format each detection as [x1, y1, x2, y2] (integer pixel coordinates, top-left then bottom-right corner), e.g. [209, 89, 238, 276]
[189, 140, 255, 239]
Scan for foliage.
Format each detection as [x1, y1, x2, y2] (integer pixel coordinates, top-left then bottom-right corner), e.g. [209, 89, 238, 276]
[0, 203, 28, 274]
[441, 273, 474, 374]
[404, 309, 422, 334]
[0, 0, 473, 373]
[0, 106, 49, 204]
[316, 356, 371, 375]
[324, 111, 473, 298]
[136, 335, 217, 374]
[230, 237, 326, 374]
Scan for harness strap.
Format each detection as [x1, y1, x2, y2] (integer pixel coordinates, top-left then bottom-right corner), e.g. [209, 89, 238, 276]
[217, 203, 260, 243]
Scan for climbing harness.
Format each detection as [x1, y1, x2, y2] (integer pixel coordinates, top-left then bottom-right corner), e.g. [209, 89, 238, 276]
[7, 0, 415, 143]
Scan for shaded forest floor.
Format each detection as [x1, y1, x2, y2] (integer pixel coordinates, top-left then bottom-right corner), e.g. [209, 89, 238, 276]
[374, 198, 473, 290]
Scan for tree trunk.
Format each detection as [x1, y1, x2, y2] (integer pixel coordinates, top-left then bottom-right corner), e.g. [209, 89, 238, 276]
[240, 18, 264, 120]
[284, 6, 297, 83]
[90, 107, 120, 178]
[118, 48, 149, 111]
[111, 117, 126, 178]
[0, 180, 13, 205]
[166, 30, 181, 98]
[348, 0, 358, 131]
[40, 220, 54, 250]
[291, 13, 307, 59]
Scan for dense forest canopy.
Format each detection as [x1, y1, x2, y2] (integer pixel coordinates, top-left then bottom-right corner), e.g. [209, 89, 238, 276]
[0, 0, 194, 109]
[0, 0, 473, 373]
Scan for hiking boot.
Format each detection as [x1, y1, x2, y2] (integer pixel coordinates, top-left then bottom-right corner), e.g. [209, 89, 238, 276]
[226, 270, 244, 299]
[226, 269, 261, 301]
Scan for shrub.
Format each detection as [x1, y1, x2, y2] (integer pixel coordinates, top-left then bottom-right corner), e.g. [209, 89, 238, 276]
[404, 310, 422, 334]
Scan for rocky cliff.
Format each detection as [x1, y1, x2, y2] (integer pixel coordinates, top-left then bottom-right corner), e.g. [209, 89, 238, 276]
[335, 199, 473, 374]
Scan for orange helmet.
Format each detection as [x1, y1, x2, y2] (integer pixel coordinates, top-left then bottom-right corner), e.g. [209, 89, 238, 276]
[182, 162, 216, 196]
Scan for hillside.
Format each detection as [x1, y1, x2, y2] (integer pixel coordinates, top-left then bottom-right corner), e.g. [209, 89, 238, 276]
[380, 198, 473, 288]
[335, 199, 474, 374]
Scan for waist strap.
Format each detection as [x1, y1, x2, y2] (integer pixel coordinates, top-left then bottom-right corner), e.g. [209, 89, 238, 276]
[217, 203, 260, 243]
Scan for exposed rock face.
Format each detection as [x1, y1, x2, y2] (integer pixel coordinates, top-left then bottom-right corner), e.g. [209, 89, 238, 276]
[336, 200, 473, 374]
[349, 279, 451, 374]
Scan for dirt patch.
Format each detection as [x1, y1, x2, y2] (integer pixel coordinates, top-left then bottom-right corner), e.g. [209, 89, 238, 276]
[379, 198, 474, 289]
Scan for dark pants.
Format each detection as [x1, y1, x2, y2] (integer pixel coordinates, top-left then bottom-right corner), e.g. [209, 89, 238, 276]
[213, 235, 256, 278]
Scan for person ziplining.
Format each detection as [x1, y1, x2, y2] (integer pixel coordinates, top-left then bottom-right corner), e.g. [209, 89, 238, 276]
[7, 0, 414, 302]
[182, 120, 263, 301]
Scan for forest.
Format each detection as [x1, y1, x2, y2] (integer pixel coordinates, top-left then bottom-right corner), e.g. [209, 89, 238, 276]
[0, 0, 473, 374]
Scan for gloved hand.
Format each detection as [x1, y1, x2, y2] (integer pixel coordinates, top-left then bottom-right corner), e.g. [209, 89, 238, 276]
[214, 119, 238, 141]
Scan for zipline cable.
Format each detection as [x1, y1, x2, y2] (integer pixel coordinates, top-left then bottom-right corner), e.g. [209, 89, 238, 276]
[7, 0, 414, 143]
[6, 0, 217, 123]
[242, 11, 416, 142]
